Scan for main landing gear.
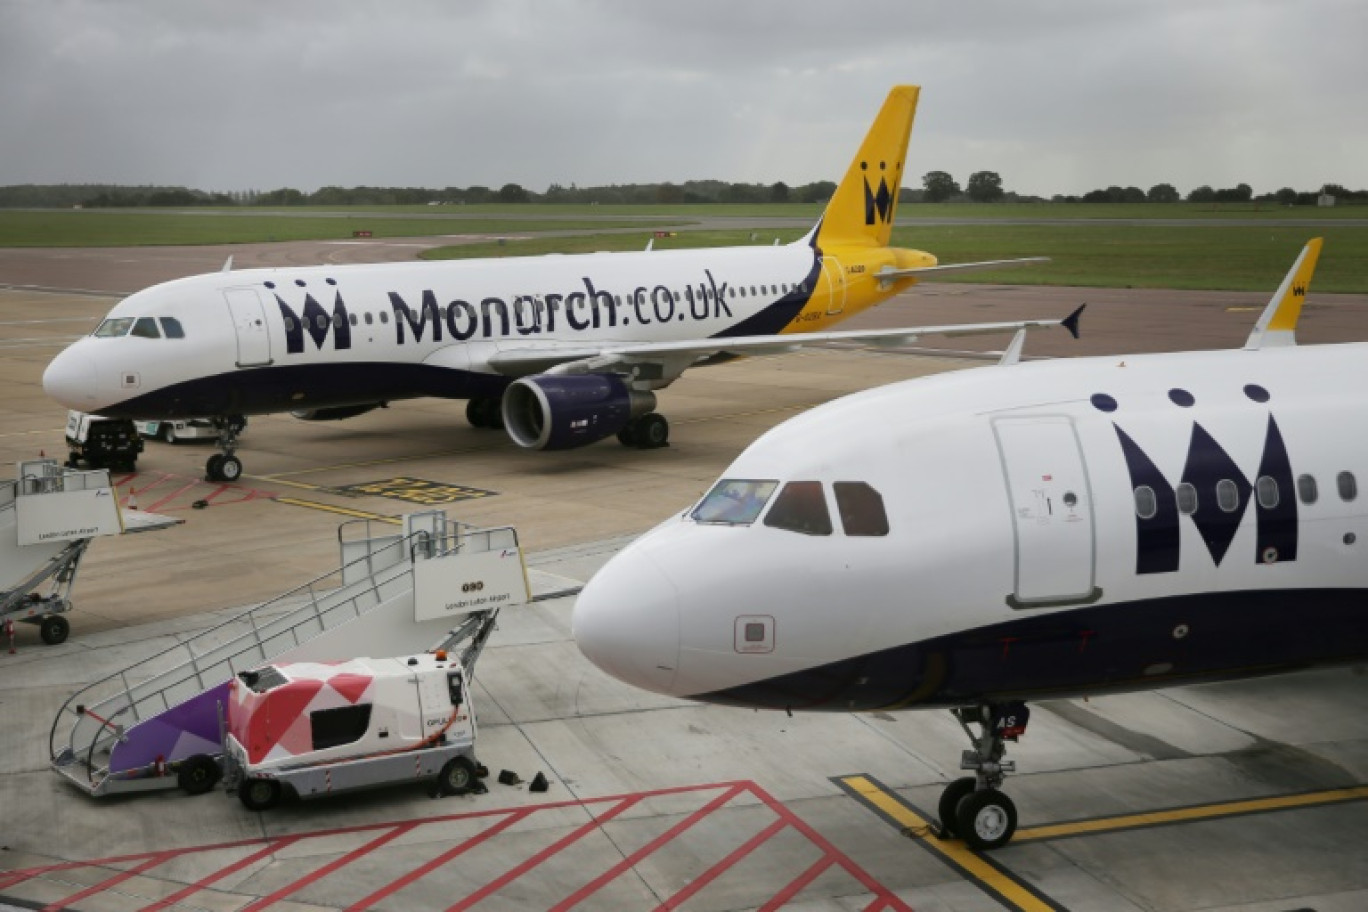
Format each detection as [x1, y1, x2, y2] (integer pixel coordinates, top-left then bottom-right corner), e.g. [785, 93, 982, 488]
[937, 702, 1030, 851]
[617, 413, 669, 449]
[205, 415, 247, 482]
[466, 397, 504, 430]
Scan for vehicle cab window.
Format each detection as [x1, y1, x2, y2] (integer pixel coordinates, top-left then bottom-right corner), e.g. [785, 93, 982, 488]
[93, 317, 135, 338]
[764, 481, 832, 536]
[159, 317, 185, 339]
[691, 479, 777, 525]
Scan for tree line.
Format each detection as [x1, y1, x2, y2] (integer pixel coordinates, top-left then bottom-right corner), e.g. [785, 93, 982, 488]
[0, 175, 1362, 209]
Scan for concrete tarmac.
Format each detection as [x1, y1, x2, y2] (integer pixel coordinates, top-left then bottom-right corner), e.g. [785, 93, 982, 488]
[1, 245, 1367, 911]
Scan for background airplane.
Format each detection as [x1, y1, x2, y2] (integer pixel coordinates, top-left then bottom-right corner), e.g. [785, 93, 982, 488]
[571, 239, 1368, 851]
[42, 85, 1051, 481]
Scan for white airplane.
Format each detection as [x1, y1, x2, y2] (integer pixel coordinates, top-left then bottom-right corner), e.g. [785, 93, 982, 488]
[572, 239, 1367, 851]
[42, 85, 1059, 482]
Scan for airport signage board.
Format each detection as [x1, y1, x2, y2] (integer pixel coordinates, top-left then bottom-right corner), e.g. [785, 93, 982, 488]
[414, 547, 530, 621]
[16, 487, 123, 545]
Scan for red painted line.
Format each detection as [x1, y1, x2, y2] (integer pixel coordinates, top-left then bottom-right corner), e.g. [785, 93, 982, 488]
[126, 473, 176, 497]
[757, 855, 837, 911]
[139, 836, 304, 912]
[41, 851, 175, 912]
[551, 782, 748, 911]
[749, 782, 915, 912]
[145, 479, 200, 512]
[203, 483, 233, 503]
[655, 817, 789, 911]
[239, 822, 419, 912]
[446, 795, 645, 912]
[343, 807, 536, 912]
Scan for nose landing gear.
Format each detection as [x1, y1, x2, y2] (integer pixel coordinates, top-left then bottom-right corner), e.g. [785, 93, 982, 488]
[205, 416, 247, 482]
[937, 702, 1029, 851]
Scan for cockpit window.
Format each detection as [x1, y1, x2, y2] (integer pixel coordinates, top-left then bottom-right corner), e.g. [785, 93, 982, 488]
[763, 481, 832, 536]
[834, 482, 889, 536]
[131, 317, 161, 339]
[691, 479, 777, 525]
[160, 317, 185, 339]
[93, 317, 136, 338]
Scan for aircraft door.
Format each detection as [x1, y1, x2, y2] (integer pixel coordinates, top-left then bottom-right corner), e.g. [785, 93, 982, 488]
[224, 288, 272, 367]
[993, 416, 1099, 607]
[819, 256, 847, 315]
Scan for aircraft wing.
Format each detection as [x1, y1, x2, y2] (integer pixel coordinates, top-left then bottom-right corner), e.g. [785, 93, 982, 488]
[878, 256, 1050, 282]
[487, 306, 1082, 379]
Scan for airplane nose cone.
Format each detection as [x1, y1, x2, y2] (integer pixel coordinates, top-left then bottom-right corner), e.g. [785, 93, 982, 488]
[43, 346, 99, 409]
[573, 550, 681, 695]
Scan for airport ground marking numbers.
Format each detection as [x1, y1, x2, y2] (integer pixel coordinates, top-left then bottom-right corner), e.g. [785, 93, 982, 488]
[338, 476, 498, 505]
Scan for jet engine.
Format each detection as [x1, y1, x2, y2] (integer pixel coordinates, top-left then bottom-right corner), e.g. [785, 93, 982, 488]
[290, 404, 382, 421]
[502, 374, 656, 450]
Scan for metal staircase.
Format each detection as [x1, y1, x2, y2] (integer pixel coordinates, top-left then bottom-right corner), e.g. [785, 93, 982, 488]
[49, 511, 525, 796]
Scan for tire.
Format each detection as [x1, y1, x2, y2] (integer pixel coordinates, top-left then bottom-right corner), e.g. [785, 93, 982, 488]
[616, 423, 638, 447]
[40, 615, 70, 646]
[162, 424, 179, 444]
[218, 456, 243, 482]
[438, 756, 477, 795]
[205, 454, 224, 481]
[178, 754, 221, 795]
[937, 777, 978, 838]
[955, 788, 1017, 851]
[636, 413, 669, 449]
[238, 777, 282, 811]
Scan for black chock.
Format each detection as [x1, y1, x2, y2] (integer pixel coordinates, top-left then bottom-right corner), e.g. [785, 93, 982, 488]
[475, 762, 489, 779]
[192, 499, 209, 509]
[497, 769, 521, 786]
[529, 772, 549, 793]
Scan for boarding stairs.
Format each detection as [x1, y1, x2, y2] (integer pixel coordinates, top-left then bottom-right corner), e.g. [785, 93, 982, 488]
[49, 510, 527, 796]
[1, 459, 151, 645]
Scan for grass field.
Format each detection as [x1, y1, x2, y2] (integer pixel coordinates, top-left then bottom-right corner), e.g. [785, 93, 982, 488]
[420, 224, 1368, 294]
[0, 209, 678, 247]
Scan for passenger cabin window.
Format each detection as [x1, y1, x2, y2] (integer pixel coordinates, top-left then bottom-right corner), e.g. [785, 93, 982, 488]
[691, 479, 778, 525]
[1175, 482, 1198, 515]
[159, 317, 185, 339]
[310, 704, 373, 751]
[834, 481, 889, 536]
[1338, 471, 1358, 502]
[130, 317, 160, 338]
[94, 317, 136, 338]
[1134, 485, 1157, 520]
[1256, 476, 1279, 509]
[764, 481, 832, 536]
[1297, 474, 1318, 504]
[1217, 479, 1240, 512]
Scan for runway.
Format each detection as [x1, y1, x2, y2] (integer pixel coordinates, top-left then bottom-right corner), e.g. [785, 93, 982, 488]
[2, 243, 1366, 911]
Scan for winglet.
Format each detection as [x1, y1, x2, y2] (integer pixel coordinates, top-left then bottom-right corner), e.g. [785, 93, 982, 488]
[1243, 238, 1322, 350]
[998, 329, 1027, 366]
[1062, 303, 1085, 340]
[221, 256, 234, 273]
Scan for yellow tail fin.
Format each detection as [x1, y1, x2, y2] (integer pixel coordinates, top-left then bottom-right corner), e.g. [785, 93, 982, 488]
[1243, 238, 1323, 350]
[815, 85, 920, 248]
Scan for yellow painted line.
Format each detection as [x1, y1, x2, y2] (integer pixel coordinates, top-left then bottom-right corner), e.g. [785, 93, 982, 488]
[275, 497, 401, 525]
[248, 476, 325, 492]
[1015, 783, 1368, 842]
[1226, 305, 1263, 312]
[838, 776, 1060, 912]
[260, 447, 498, 480]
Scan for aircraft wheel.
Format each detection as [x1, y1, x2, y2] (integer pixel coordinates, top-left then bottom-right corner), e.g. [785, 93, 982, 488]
[218, 455, 243, 482]
[40, 615, 70, 646]
[162, 424, 179, 444]
[238, 777, 282, 811]
[206, 454, 224, 481]
[178, 754, 221, 795]
[438, 756, 477, 795]
[616, 423, 638, 447]
[955, 788, 1017, 851]
[937, 777, 978, 838]
[636, 414, 669, 449]
[466, 398, 488, 428]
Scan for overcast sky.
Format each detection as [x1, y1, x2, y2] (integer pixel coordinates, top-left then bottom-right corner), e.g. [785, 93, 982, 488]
[2, 0, 1365, 198]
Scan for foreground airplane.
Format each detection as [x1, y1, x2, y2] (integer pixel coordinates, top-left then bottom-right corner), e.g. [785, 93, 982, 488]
[42, 85, 1053, 481]
[573, 239, 1367, 851]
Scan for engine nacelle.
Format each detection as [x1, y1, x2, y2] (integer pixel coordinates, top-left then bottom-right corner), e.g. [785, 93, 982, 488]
[503, 375, 656, 451]
[290, 403, 382, 422]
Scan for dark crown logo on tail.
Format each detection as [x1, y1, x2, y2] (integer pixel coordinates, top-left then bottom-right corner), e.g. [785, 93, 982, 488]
[862, 161, 896, 226]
